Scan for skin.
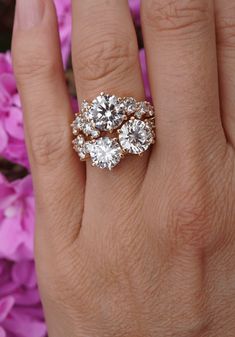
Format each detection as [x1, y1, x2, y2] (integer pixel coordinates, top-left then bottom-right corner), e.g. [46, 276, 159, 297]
[12, 0, 235, 336]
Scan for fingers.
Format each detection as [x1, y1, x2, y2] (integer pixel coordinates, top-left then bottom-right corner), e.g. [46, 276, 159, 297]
[12, 0, 85, 243]
[215, 0, 235, 146]
[72, 1, 147, 197]
[141, 0, 226, 159]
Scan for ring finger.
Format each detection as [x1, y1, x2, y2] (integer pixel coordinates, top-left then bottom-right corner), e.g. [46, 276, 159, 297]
[72, 0, 147, 218]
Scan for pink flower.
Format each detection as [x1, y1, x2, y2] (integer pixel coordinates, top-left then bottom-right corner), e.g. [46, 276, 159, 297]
[0, 259, 46, 337]
[129, 0, 140, 25]
[54, 0, 72, 66]
[139, 49, 151, 101]
[0, 174, 35, 261]
[0, 52, 29, 168]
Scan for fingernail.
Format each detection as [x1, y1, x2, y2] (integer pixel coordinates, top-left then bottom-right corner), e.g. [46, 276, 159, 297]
[15, 0, 45, 30]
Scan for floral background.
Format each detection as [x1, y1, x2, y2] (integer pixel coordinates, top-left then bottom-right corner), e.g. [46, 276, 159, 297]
[0, 1, 149, 336]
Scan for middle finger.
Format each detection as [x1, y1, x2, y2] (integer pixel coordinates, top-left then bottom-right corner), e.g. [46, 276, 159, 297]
[142, 0, 226, 164]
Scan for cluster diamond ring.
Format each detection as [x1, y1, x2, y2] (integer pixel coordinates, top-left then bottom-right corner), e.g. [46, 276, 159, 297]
[71, 93, 156, 170]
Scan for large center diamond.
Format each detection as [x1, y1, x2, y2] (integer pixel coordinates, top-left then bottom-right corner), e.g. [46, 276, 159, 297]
[119, 119, 153, 155]
[88, 94, 125, 131]
[88, 137, 122, 170]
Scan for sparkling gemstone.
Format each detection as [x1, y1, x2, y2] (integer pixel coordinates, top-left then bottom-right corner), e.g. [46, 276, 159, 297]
[90, 129, 100, 138]
[84, 141, 93, 153]
[146, 105, 155, 117]
[135, 102, 147, 119]
[73, 135, 85, 150]
[82, 123, 92, 134]
[79, 143, 90, 160]
[81, 100, 89, 112]
[72, 136, 89, 160]
[135, 102, 154, 119]
[81, 124, 100, 138]
[78, 145, 87, 160]
[87, 94, 125, 131]
[75, 116, 84, 128]
[123, 97, 137, 115]
[89, 137, 122, 170]
[119, 119, 154, 154]
[72, 116, 84, 133]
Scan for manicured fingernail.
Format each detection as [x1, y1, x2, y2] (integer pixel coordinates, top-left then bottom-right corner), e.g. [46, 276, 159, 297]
[15, 0, 45, 30]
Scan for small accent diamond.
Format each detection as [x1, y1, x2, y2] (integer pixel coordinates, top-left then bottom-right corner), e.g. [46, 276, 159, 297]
[71, 116, 84, 134]
[135, 102, 154, 119]
[89, 137, 122, 170]
[146, 106, 154, 117]
[119, 119, 154, 155]
[82, 123, 93, 135]
[90, 130, 100, 138]
[73, 135, 85, 151]
[73, 137, 88, 160]
[87, 94, 125, 131]
[78, 145, 87, 160]
[123, 97, 137, 115]
[135, 102, 149, 119]
[81, 123, 100, 138]
[81, 100, 89, 113]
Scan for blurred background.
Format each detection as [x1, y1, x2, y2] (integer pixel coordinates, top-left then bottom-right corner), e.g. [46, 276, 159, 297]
[0, 0, 15, 52]
[0, 0, 27, 181]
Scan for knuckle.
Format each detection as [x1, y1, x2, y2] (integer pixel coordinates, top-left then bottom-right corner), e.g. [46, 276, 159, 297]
[13, 48, 59, 83]
[30, 120, 70, 167]
[170, 195, 211, 248]
[217, 9, 235, 48]
[143, 0, 211, 37]
[167, 179, 216, 250]
[73, 34, 137, 85]
[36, 254, 81, 307]
[166, 144, 234, 252]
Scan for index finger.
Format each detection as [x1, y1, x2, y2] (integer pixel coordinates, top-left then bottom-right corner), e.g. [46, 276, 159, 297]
[12, 0, 85, 243]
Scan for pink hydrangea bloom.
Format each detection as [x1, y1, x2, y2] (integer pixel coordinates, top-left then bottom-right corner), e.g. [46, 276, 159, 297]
[0, 52, 29, 168]
[139, 49, 151, 101]
[54, 0, 72, 67]
[129, 0, 140, 25]
[0, 259, 46, 337]
[0, 174, 35, 261]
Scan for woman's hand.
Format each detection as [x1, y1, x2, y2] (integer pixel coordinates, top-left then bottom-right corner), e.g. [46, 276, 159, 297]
[12, 0, 235, 336]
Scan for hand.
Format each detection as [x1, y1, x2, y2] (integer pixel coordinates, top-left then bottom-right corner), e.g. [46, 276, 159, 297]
[12, 0, 235, 336]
